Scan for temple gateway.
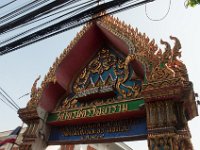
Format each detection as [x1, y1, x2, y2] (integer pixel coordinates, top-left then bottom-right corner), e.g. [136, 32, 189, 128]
[18, 14, 198, 150]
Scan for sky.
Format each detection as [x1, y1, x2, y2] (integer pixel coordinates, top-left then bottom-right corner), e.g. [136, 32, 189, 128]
[0, 0, 200, 149]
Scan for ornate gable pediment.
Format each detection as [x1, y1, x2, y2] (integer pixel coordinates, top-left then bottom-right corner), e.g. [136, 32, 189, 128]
[23, 14, 196, 117]
[21, 16, 195, 117]
[46, 47, 145, 126]
[18, 14, 198, 150]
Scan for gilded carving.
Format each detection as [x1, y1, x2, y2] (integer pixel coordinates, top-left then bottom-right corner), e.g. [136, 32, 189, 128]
[73, 48, 142, 99]
[148, 134, 193, 150]
[28, 15, 189, 108]
[73, 49, 117, 93]
[148, 135, 174, 150]
[56, 50, 145, 114]
[16, 14, 197, 150]
[59, 96, 118, 111]
[98, 15, 188, 83]
[146, 100, 181, 129]
[27, 76, 41, 108]
[141, 77, 191, 102]
[62, 98, 78, 109]
[116, 54, 141, 98]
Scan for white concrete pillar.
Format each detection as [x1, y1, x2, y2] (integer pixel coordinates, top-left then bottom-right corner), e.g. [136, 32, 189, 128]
[31, 106, 50, 150]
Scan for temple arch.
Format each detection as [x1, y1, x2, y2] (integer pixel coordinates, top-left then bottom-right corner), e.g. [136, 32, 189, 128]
[18, 14, 198, 150]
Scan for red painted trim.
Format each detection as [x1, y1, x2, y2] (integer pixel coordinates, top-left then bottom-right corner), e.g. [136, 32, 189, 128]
[56, 25, 104, 91]
[39, 82, 66, 112]
[97, 23, 129, 55]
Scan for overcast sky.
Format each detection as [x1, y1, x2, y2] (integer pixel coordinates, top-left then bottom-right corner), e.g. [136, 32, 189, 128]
[0, 0, 199, 149]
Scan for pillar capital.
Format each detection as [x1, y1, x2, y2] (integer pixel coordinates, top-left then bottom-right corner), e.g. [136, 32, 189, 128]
[146, 100, 193, 150]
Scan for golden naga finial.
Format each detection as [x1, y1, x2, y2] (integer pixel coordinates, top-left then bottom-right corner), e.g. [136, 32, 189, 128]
[160, 39, 171, 51]
[160, 39, 172, 63]
[27, 75, 41, 108]
[149, 36, 186, 81]
[170, 36, 182, 60]
[170, 36, 181, 50]
[31, 75, 41, 99]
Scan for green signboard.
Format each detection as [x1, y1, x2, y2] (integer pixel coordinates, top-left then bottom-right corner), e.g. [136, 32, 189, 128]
[47, 99, 144, 123]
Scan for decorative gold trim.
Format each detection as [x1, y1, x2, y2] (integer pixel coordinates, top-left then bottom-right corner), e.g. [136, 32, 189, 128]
[97, 15, 188, 82]
[24, 14, 189, 110]
[148, 133, 193, 150]
[18, 14, 196, 150]
[37, 22, 94, 100]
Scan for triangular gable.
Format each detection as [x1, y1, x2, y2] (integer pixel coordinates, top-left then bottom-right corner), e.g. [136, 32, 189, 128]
[47, 47, 145, 126]
[27, 15, 189, 113]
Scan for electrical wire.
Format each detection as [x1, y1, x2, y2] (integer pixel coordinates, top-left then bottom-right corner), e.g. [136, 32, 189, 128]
[0, 0, 18, 9]
[0, 0, 34, 17]
[0, 0, 99, 45]
[31, 0, 100, 23]
[0, 97, 17, 112]
[0, 0, 50, 23]
[17, 93, 30, 100]
[0, 0, 84, 35]
[0, 87, 20, 109]
[0, 0, 75, 32]
[102, 0, 141, 14]
[0, 91, 19, 110]
[0, 0, 41, 20]
[1, 0, 132, 45]
[33, 0, 77, 18]
[145, 0, 171, 21]
[0, 0, 50, 25]
[0, 0, 153, 54]
[0, 0, 154, 55]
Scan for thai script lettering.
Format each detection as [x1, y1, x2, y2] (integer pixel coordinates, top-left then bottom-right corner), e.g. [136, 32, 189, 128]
[60, 119, 133, 139]
[57, 103, 128, 121]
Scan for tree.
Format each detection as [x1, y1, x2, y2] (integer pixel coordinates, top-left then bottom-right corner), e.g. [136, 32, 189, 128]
[186, 0, 200, 7]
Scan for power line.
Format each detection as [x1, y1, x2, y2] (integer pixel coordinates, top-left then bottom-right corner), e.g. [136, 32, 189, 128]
[0, 0, 35, 17]
[0, 87, 20, 109]
[0, 0, 50, 23]
[145, 0, 171, 21]
[0, 0, 107, 46]
[0, 91, 19, 110]
[17, 92, 30, 100]
[0, 0, 96, 36]
[0, 97, 17, 112]
[0, 0, 76, 33]
[0, 0, 99, 44]
[33, 0, 82, 18]
[0, 0, 154, 55]
[0, 0, 18, 9]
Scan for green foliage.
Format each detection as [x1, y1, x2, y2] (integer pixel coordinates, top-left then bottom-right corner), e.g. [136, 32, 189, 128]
[187, 0, 200, 7]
